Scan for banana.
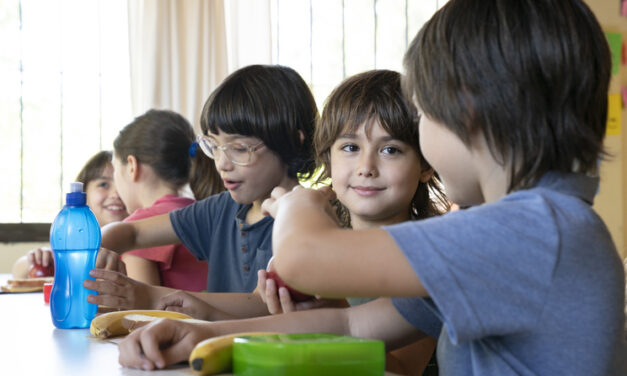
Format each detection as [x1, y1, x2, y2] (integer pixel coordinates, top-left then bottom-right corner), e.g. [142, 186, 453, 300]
[90, 309, 193, 338]
[189, 332, 278, 375]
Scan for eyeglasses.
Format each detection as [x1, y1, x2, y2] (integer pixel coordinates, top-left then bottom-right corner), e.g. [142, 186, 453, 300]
[196, 135, 265, 166]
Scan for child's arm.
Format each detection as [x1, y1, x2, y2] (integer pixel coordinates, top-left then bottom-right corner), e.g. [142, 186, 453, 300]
[117, 297, 425, 370]
[264, 187, 427, 298]
[121, 253, 161, 286]
[100, 213, 180, 254]
[85, 268, 271, 319]
[156, 290, 270, 320]
[14, 245, 125, 279]
[11, 255, 31, 279]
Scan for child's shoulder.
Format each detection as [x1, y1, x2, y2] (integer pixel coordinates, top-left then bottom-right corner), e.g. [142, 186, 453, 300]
[502, 171, 599, 216]
[193, 190, 234, 206]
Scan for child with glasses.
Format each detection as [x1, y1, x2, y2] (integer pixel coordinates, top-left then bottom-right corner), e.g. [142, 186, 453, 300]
[109, 109, 223, 291]
[84, 65, 317, 319]
[116, 69, 447, 374]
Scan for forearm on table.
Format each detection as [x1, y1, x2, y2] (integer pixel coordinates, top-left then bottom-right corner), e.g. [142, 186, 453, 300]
[198, 292, 270, 320]
[208, 306, 350, 337]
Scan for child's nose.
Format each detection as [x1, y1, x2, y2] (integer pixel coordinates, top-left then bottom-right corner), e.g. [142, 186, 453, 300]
[109, 187, 121, 199]
[357, 153, 378, 177]
[214, 152, 234, 171]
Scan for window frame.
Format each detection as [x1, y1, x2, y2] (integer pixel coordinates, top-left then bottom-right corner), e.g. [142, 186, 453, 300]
[0, 223, 51, 242]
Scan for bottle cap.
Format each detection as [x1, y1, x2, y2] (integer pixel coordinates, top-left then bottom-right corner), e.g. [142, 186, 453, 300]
[69, 182, 84, 193]
[66, 182, 86, 205]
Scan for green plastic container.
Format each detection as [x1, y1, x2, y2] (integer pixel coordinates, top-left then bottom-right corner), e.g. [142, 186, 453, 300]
[232, 333, 385, 376]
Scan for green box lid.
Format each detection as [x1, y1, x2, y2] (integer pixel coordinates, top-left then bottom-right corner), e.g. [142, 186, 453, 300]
[233, 333, 385, 376]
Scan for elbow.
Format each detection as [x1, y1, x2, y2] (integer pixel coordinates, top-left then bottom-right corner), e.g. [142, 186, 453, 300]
[272, 233, 313, 289]
[100, 221, 133, 253]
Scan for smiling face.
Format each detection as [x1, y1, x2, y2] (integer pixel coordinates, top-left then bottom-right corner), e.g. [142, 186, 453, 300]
[207, 130, 292, 205]
[330, 120, 430, 229]
[85, 163, 128, 226]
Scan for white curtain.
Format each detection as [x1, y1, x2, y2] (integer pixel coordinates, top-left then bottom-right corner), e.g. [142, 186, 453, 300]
[127, 0, 229, 131]
[225, 0, 273, 72]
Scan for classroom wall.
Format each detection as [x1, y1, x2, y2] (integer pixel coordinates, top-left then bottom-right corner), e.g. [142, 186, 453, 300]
[586, 0, 627, 260]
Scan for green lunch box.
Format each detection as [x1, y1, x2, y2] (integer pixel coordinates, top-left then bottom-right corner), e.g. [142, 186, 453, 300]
[232, 333, 385, 376]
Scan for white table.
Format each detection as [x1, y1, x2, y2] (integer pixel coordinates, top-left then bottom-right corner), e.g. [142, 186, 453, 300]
[0, 275, 401, 376]
[0, 274, 195, 376]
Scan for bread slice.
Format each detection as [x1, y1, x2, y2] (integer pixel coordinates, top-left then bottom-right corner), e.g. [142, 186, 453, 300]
[1, 277, 54, 292]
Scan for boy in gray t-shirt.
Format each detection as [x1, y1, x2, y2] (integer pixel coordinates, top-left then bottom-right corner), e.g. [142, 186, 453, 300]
[388, 172, 625, 375]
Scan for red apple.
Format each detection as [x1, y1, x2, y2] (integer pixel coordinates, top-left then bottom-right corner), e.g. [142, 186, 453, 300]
[265, 270, 314, 302]
[28, 263, 55, 278]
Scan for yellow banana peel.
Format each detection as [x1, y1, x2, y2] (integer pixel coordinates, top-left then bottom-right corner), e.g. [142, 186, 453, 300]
[189, 332, 278, 375]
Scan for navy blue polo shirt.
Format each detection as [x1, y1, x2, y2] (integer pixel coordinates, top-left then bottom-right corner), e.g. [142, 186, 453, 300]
[170, 191, 273, 292]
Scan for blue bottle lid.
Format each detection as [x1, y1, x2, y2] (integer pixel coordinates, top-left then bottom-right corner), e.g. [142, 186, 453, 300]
[66, 182, 86, 206]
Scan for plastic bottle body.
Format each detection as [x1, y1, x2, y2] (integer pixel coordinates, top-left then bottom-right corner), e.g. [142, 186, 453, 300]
[50, 203, 101, 329]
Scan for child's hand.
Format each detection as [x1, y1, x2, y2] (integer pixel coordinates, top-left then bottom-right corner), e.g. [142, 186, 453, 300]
[257, 259, 349, 314]
[84, 269, 156, 310]
[261, 185, 337, 219]
[27, 247, 53, 267]
[260, 186, 288, 218]
[156, 291, 227, 321]
[95, 248, 127, 274]
[118, 318, 213, 371]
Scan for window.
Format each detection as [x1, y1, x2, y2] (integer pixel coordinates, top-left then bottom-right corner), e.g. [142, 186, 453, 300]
[1, 0, 445, 232]
[0, 0, 131, 224]
[271, 0, 446, 106]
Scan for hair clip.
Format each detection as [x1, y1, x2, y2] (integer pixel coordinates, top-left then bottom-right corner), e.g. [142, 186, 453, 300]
[188, 141, 199, 157]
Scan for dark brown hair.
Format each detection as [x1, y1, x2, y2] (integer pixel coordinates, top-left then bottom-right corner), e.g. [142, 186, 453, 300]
[75, 150, 113, 188]
[403, 0, 611, 191]
[114, 109, 223, 200]
[316, 69, 449, 224]
[201, 65, 318, 180]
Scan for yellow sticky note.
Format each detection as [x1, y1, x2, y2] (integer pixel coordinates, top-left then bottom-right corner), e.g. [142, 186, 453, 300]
[607, 94, 621, 136]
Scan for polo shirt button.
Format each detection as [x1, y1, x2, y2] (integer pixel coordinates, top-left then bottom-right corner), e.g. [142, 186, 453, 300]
[241, 246, 247, 252]
[243, 265, 250, 271]
[240, 231, 246, 237]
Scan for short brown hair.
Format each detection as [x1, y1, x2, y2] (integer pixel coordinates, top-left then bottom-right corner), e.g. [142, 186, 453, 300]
[404, 0, 611, 191]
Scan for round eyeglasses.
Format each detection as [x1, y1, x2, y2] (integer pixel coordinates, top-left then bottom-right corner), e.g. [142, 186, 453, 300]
[196, 135, 265, 166]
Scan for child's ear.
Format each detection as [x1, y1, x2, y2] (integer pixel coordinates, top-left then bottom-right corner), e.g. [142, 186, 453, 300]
[419, 166, 434, 183]
[126, 155, 140, 182]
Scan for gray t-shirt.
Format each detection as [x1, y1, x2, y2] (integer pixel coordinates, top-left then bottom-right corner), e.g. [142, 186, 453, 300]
[387, 172, 627, 375]
[170, 191, 273, 293]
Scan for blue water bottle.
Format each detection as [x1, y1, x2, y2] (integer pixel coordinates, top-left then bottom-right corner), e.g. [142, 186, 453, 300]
[49, 182, 101, 329]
